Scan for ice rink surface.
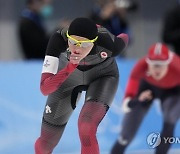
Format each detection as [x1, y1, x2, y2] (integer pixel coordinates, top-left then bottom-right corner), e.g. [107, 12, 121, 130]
[0, 59, 179, 154]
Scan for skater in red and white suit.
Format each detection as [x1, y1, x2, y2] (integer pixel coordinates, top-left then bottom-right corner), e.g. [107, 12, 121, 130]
[111, 43, 180, 154]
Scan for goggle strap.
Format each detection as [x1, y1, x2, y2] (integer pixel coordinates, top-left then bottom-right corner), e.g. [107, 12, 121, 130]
[66, 31, 98, 43]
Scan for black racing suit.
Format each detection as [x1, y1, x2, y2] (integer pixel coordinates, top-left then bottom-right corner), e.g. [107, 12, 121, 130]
[35, 26, 127, 154]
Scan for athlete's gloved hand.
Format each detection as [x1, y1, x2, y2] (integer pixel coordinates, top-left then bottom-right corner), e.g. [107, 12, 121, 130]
[138, 90, 153, 102]
[137, 90, 153, 107]
[121, 97, 135, 113]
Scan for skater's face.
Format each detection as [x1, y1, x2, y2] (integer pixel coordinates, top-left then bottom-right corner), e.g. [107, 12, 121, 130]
[67, 33, 96, 58]
[148, 64, 169, 80]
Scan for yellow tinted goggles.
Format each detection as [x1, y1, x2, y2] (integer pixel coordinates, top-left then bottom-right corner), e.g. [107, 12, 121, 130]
[66, 31, 98, 48]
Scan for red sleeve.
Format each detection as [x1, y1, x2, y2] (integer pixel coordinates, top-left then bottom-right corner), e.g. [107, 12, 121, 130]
[170, 53, 180, 85]
[40, 62, 77, 96]
[124, 58, 147, 99]
[172, 53, 180, 75]
[124, 78, 139, 98]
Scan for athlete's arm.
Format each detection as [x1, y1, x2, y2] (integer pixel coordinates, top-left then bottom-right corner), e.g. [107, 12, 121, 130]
[122, 59, 148, 112]
[40, 30, 77, 96]
[122, 76, 140, 113]
[97, 26, 128, 57]
[171, 53, 180, 82]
